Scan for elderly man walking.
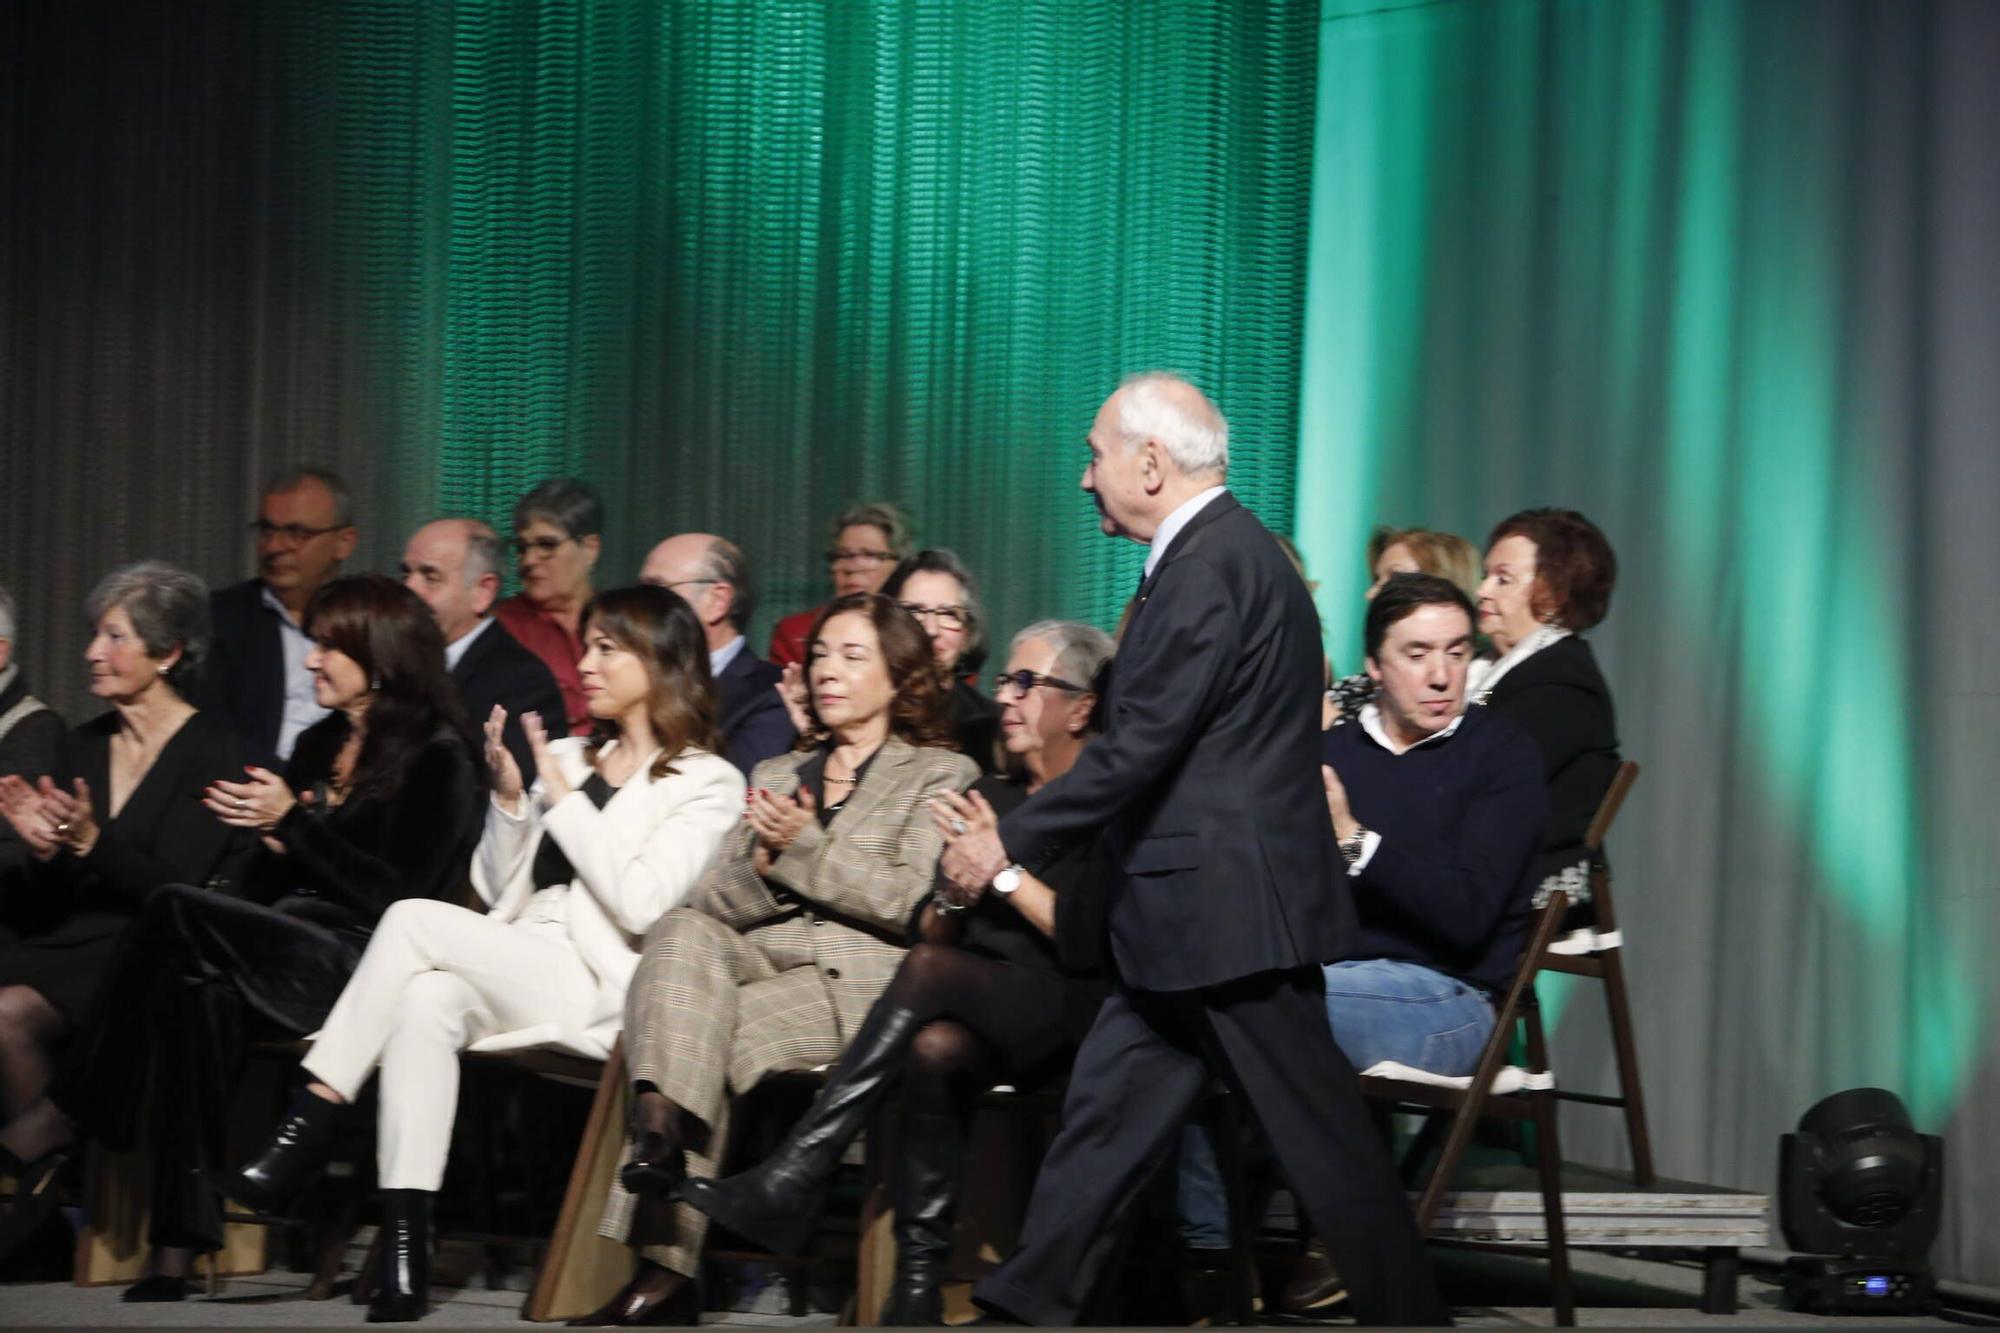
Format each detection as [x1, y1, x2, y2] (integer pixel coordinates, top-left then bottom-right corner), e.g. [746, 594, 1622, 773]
[941, 373, 1449, 1326]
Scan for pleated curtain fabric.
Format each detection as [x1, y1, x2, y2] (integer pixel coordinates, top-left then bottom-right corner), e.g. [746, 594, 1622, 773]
[2, 0, 1317, 721]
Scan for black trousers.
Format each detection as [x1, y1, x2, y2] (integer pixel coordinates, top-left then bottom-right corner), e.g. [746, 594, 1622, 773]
[53, 885, 368, 1250]
[972, 966, 1450, 1327]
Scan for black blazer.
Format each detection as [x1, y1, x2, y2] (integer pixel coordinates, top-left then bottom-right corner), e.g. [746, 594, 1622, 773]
[202, 578, 291, 772]
[452, 619, 565, 780]
[714, 645, 797, 777]
[0, 670, 67, 891]
[1480, 636, 1621, 893]
[998, 492, 1347, 991]
[247, 717, 483, 934]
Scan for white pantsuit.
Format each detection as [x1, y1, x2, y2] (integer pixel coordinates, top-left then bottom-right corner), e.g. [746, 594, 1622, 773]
[300, 738, 745, 1190]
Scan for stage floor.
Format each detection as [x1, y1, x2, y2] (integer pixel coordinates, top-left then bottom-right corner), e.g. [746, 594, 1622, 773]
[0, 1245, 1964, 1328]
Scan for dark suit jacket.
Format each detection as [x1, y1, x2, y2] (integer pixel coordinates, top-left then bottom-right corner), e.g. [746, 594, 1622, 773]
[1481, 635, 1620, 893]
[0, 670, 67, 899]
[714, 644, 797, 777]
[202, 578, 292, 772]
[998, 492, 1347, 991]
[451, 619, 565, 780]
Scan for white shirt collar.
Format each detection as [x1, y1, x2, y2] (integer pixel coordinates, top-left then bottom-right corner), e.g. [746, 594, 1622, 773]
[1144, 485, 1228, 580]
[1470, 624, 1572, 703]
[709, 634, 746, 679]
[445, 615, 496, 671]
[1357, 700, 1467, 756]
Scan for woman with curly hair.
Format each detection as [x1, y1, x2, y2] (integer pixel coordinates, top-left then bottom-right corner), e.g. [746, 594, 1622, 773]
[573, 592, 979, 1327]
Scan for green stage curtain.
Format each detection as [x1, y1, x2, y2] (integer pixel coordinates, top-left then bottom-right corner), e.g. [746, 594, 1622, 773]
[1295, 0, 2000, 1285]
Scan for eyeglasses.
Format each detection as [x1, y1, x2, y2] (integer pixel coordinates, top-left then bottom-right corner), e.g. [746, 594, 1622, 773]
[826, 547, 896, 566]
[992, 669, 1087, 698]
[657, 578, 717, 593]
[249, 520, 344, 545]
[898, 602, 968, 631]
[511, 535, 574, 558]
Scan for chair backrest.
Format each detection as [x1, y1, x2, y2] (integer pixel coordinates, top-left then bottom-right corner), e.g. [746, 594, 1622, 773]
[1582, 760, 1640, 934]
[1584, 760, 1640, 853]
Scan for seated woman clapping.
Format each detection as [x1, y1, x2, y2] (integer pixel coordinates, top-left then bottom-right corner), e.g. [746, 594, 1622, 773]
[573, 592, 978, 1328]
[678, 619, 1114, 1324]
[220, 585, 743, 1324]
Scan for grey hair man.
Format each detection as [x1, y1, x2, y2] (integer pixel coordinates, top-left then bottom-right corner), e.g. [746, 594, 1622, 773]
[400, 518, 563, 781]
[641, 533, 795, 776]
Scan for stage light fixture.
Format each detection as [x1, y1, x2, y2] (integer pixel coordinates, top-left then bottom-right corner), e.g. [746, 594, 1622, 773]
[1778, 1087, 1942, 1315]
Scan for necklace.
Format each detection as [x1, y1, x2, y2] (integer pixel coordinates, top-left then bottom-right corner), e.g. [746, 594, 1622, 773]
[825, 774, 859, 786]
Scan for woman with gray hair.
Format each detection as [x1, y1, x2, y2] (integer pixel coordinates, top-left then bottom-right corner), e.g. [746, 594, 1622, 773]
[680, 619, 1115, 1324]
[0, 562, 248, 1254]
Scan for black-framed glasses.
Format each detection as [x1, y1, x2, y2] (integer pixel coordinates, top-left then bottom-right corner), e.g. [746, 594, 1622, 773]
[248, 520, 344, 545]
[898, 601, 968, 631]
[825, 547, 896, 566]
[511, 535, 574, 558]
[992, 669, 1087, 697]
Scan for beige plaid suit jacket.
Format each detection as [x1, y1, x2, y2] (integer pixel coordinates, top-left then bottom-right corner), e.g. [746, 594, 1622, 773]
[600, 736, 980, 1263]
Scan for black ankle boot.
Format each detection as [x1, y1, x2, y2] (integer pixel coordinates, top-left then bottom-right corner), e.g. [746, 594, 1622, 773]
[217, 1088, 342, 1215]
[678, 1004, 923, 1255]
[366, 1189, 432, 1323]
[879, 1110, 965, 1325]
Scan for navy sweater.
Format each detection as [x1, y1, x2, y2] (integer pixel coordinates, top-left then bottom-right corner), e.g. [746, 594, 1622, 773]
[1324, 705, 1549, 994]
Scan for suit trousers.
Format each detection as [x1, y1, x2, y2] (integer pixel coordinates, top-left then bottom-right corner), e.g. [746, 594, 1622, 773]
[600, 907, 845, 1277]
[302, 899, 597, 1191]
[972, 966, 1450, 1327]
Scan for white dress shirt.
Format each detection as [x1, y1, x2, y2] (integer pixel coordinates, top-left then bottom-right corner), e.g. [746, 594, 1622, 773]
[445, 615, 496, 672]
[262, 584, 329, 762]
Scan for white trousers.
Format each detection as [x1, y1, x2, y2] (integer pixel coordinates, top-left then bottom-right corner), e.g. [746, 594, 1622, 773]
[302, 898, 598, 1191]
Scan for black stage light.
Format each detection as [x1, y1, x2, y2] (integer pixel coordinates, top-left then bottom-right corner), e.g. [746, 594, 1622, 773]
[1778, 1087, 1943, 1315]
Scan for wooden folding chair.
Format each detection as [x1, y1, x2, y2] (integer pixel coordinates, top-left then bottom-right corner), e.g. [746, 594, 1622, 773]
[1541, 760, 1654, 1187]
[1359, 889, 1577, 1326]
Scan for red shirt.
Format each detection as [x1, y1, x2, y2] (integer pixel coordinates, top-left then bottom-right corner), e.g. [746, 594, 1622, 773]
[494, 594, 591, 736]
[766, 606, 822, 669]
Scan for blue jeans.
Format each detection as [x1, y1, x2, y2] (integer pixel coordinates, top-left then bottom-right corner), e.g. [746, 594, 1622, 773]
[1176, 959, 1495, 1246]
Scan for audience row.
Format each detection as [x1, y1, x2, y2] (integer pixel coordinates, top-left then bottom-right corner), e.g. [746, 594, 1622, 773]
[0, 434, 1619, 1324]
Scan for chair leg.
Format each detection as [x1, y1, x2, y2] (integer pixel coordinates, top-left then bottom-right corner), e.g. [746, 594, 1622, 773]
[1532, 1096, 1574, 1327]
[1597, 950, 1657, 1188]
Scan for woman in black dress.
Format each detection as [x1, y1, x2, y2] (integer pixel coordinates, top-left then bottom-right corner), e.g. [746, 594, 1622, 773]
[1472, 507, 1621, 929]
[679, 619, 1114, 1324]
[45, 574, 484, 1300]
[0, 563, 249, 1247]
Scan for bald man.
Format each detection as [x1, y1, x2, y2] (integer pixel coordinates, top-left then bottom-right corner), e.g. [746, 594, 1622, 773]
[401, 518, 563, 779]
[640, 533, 795, 775]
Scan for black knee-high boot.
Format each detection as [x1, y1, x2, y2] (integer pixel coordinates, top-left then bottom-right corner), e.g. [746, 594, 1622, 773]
[879, 1110, 966, 1326]
[367, 1189, 432, 1323]
[677, 1004, 922, 1255]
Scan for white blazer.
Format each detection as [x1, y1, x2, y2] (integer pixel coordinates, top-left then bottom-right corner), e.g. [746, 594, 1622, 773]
[467, 735, 745, 1057]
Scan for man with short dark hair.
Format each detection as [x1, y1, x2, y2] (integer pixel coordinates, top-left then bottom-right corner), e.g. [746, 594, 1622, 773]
[1186, 571, 1551, 1312]
[401, 518, 563, 779]
[203, 468, 358, 770]
[641, 533, 795, 775]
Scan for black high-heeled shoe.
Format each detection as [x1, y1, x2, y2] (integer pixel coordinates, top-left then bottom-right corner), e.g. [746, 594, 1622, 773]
[216, 1088, 342, 1215]
[121, 1273, 190, 1303]
[617, 1098, 686, 1203]
[366, 1189, 432, 1323]
[565, 1264, 699, 1326]
[0, 1148, 72, 1262]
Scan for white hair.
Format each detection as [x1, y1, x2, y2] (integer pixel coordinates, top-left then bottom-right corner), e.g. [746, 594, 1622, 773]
[1115, 371, 1229, 479]
[0, 584, 15, 642]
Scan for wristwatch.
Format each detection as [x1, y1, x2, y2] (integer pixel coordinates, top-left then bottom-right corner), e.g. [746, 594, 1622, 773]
[992, 864, 1025, 895]
[1338, 824, 1370, 866]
